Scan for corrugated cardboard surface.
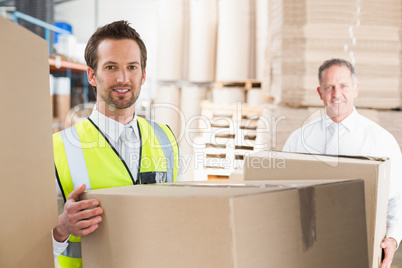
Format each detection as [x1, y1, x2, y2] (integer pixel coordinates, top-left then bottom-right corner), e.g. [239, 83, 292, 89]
[265, 0, 402, 109]
[81, 180, 368, 268]
[0, 17, 58, 268]
[243, 151, 390, 268]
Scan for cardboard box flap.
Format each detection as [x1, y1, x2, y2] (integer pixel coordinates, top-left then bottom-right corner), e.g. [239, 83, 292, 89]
[261, 150, 389, 162]
[82, 179, 354, 198]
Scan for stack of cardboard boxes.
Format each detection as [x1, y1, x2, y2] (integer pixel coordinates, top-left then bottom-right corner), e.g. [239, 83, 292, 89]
[266, 0, 402, 109]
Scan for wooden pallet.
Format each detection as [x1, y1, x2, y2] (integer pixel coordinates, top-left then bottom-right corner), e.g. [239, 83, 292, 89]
[201, 100, 264, 121]
[193, 136, 256, 181]
[213, 80, 262, 90]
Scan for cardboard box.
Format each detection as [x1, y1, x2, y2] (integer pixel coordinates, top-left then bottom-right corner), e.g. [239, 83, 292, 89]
[265, 0, 402, 109]
[242, 151, 390, 268]
[0, 17, 58, 268]
[81, 180, 369, 268]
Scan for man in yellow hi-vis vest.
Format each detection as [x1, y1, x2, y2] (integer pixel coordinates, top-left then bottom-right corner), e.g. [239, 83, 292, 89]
[52, 20, 180, 268]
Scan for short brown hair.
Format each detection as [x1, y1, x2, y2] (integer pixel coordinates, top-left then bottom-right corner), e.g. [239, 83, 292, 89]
[84, 20, 147, 73]
[318, 58, 357, 85]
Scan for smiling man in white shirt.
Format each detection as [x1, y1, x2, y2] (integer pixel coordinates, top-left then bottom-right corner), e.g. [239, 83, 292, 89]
[283, 58, 402, 268]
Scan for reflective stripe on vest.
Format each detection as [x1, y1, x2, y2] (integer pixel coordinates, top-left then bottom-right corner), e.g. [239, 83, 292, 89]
[61, 241, 81, 258]
[147, 119, 174, 181]
[60, 127, 92, 190]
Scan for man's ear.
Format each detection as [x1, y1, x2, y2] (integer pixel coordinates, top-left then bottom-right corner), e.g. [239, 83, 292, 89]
[354, 82, 360, 98]
[87, 67, 97, 87]
[317, 86, 323, 100]
[141, 68, 147, 85]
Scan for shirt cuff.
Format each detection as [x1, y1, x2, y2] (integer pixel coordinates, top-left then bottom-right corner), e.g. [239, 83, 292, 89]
[52, 229, 70, 258]
[386, 221, 401, 249]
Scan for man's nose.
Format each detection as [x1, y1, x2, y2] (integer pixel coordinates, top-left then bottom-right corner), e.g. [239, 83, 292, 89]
[332, 85, 342, 97]
[117, 69, 129, 83]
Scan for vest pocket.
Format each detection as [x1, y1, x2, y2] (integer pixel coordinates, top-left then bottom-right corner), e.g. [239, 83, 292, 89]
[140, 171, 167, 184]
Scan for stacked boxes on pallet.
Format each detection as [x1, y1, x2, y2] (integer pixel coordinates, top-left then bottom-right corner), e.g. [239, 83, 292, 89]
[266, 0, 402, 109]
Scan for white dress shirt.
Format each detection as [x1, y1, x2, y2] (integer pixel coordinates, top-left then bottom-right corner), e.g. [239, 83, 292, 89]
[53, 107, 183, 257]
[283, 107, 402, 245]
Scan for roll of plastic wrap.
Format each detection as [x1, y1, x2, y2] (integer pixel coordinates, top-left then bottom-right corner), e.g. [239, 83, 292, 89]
[187, 0, 218, 82]
[156, 0, 185, 81]
[216, 0, 250, 81]
[255, 105, 272, 151]
[152, 85, 182, 138]
[212, 87, 245, 104]
[247, 89, 262, 106]
[181, 85, 207, 124]
[255, 0, 269, 80]
[180, 86, 209, 180]
[180, 85, 208, 155]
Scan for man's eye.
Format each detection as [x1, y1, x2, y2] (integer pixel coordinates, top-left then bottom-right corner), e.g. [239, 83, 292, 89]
[326, 86, 332, 90]
[342, 84, 348, 88]
[105, 66, 115, 70]
[128, 66, 137, 70]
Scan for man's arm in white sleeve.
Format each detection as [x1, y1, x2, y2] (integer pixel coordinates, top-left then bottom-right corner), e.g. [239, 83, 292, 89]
[52, 229, 69, 258]
[53, 179, 69, 258]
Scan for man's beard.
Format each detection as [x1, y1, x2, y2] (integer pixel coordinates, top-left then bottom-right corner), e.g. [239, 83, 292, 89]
[101, 84, 141, 110]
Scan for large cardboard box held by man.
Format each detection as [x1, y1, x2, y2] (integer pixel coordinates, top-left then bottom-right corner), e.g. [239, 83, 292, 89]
[81, 180, 369, 268]
[241, 151, 390, 268]
[0, 17, 58, 267]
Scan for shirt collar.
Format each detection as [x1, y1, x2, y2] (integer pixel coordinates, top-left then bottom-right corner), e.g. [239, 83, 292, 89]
[89, 106, 138, 143]
[339, 107, 358, 132]
[323, 107, 358, 132]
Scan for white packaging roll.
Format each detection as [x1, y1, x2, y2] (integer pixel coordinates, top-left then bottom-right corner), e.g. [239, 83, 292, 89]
[247, 89, 262, 106]
[188, 0, 218, 82]
[255, 105, 272, 151]
[180, 85, 206, 122]
[216, 0, 250, 81]
[212, 87, 245, 104]
[156, 0, 185, 81]
[255, 0, 269, 80]
[180, 85, 208, 155]
[179, 85, 209, 181]
[152, 85, 182, 139]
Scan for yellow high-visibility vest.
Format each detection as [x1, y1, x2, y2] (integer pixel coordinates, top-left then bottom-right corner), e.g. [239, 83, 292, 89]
[53, 117, 179, 268]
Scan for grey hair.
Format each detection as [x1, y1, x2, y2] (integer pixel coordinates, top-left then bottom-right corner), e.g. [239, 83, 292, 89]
[318, 58, 358, 85]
